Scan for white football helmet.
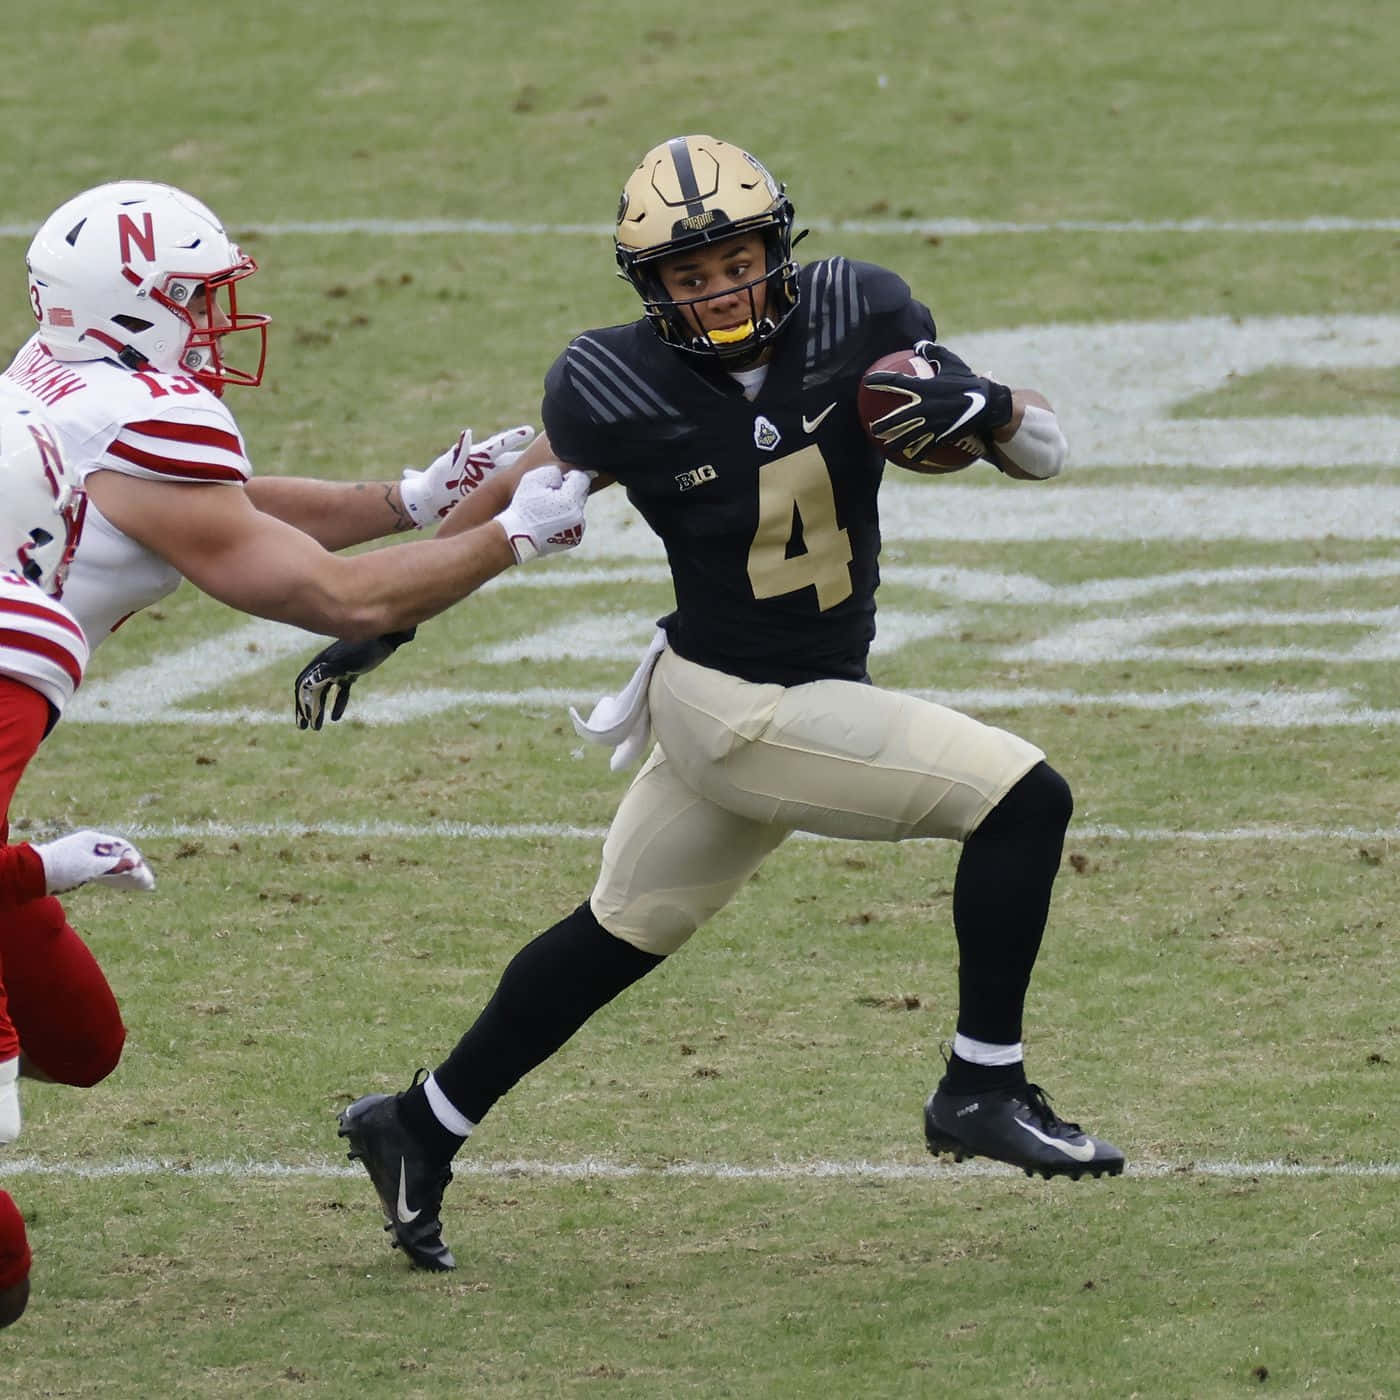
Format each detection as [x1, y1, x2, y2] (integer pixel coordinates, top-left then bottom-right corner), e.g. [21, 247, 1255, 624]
[0, 401, 86, 597]
[25, 181, 268, 394]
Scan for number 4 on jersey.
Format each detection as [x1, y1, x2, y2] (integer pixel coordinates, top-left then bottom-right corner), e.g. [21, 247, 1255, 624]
[747, 446, 853, 611]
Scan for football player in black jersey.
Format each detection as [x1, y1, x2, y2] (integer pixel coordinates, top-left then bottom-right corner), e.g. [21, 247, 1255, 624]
[307, 136, 1123, 1272]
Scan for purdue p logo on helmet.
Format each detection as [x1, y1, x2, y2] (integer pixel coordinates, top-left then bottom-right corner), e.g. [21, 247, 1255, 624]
[614, 136, 802, 361]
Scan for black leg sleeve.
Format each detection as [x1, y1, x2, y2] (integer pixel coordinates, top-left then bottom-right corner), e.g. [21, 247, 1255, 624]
[951, 761, 1073, 1046]
[431, 901, 664, 1125]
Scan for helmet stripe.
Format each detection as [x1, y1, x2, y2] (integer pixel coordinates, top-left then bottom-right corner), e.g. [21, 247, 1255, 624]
[667, 137, 705, 217]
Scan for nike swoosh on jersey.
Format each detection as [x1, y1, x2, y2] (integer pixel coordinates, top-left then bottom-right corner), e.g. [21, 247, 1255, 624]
[1014, 1117, 1098, 1162]
[396, 1159, 422, 1222]
[936, 391, 986, 442]
[802, 402, 837, 434]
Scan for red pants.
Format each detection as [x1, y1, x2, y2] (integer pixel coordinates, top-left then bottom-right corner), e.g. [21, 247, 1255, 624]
[0, 1190, 29, 1292]
[0, 895, 125, 1086]
[0, 677, 125, 1085]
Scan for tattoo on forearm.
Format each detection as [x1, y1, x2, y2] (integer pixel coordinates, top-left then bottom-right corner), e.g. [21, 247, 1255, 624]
[383, 483, 415, 533]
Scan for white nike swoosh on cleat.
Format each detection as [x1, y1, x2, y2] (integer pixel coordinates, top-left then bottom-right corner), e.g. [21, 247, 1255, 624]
[802, 402, 837, 433]
[936, 391, 986, 442]
[396, 1158, 422, 1222]
[1014, 1118, 1098, 1162]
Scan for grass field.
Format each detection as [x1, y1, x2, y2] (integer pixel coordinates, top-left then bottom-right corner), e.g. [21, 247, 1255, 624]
[2, 2, 1398, 1396]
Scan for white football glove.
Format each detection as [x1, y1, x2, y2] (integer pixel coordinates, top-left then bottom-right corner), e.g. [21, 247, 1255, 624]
[492, 465, 591, 563]
[398, 424, 535, 527]
[0, 1056, 19, 1145]
[33, 830, 156, 895]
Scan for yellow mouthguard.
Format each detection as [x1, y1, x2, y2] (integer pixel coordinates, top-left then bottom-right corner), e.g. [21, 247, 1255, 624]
[708, 321, 756, 345]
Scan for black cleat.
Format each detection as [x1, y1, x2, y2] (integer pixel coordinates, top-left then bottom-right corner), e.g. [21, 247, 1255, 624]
[338, 1080, 456, 1271]
[924, 1080, 1125, 1180]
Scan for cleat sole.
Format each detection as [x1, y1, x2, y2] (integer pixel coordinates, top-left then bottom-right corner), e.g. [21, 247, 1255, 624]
[925, 1100, 1124, 1180]
[927, 1128, 1124, 1181]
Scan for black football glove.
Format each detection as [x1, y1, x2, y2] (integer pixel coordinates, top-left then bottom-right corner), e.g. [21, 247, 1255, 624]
[863, 358, 1014, 451]
[293, 627, 416, 731]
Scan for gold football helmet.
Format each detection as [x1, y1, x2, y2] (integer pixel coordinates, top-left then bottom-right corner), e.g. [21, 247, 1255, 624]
[615, 136, 800, 362]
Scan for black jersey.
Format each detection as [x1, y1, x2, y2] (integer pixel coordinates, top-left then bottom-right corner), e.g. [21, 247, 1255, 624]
[542, 258, 967, 686]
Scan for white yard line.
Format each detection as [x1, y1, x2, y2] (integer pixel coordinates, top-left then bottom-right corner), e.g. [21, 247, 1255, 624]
[111, 820, 1400, 844]
[6, 218, 1398, 238]
[0, 1154, 1394, 1182]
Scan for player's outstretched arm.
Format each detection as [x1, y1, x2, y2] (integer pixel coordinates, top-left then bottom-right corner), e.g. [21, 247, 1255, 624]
[86, 463, 588, 641]
[289, 464, 592, 727]
[245, 424, 534, 549]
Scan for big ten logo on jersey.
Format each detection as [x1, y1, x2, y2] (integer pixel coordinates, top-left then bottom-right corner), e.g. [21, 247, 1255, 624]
[675, 464, 717, 492]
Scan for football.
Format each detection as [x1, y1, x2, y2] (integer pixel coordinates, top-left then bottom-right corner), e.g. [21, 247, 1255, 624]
[858, 350, 984, 472]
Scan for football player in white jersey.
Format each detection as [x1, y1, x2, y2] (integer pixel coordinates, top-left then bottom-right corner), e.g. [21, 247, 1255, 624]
[6, 181, 592, 667]
[0, 405, 156, 1329]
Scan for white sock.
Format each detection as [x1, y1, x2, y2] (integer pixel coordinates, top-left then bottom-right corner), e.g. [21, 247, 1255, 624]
[423, 1072, 475, 1138]
[0, 1055, 20, 1145]
[952, 1033, 1024, 1067]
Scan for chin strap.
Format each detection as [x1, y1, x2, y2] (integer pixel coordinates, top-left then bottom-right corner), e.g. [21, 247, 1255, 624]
[116, 344, 151, 371]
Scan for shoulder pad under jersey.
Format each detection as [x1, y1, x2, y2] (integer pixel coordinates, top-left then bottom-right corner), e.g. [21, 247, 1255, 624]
[547, 324, 687, 429]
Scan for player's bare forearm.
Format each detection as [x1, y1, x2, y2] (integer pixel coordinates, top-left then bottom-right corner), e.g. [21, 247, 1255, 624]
[86, 469, 518, 639]
[245, 476, 415, 549]
[295, 524, 520, 636]
[190, 514, 520, 638]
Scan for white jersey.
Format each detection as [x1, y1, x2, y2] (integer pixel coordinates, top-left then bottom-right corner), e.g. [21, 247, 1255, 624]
[1, 336, 253, 646]
[0, 571, 88, 716]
